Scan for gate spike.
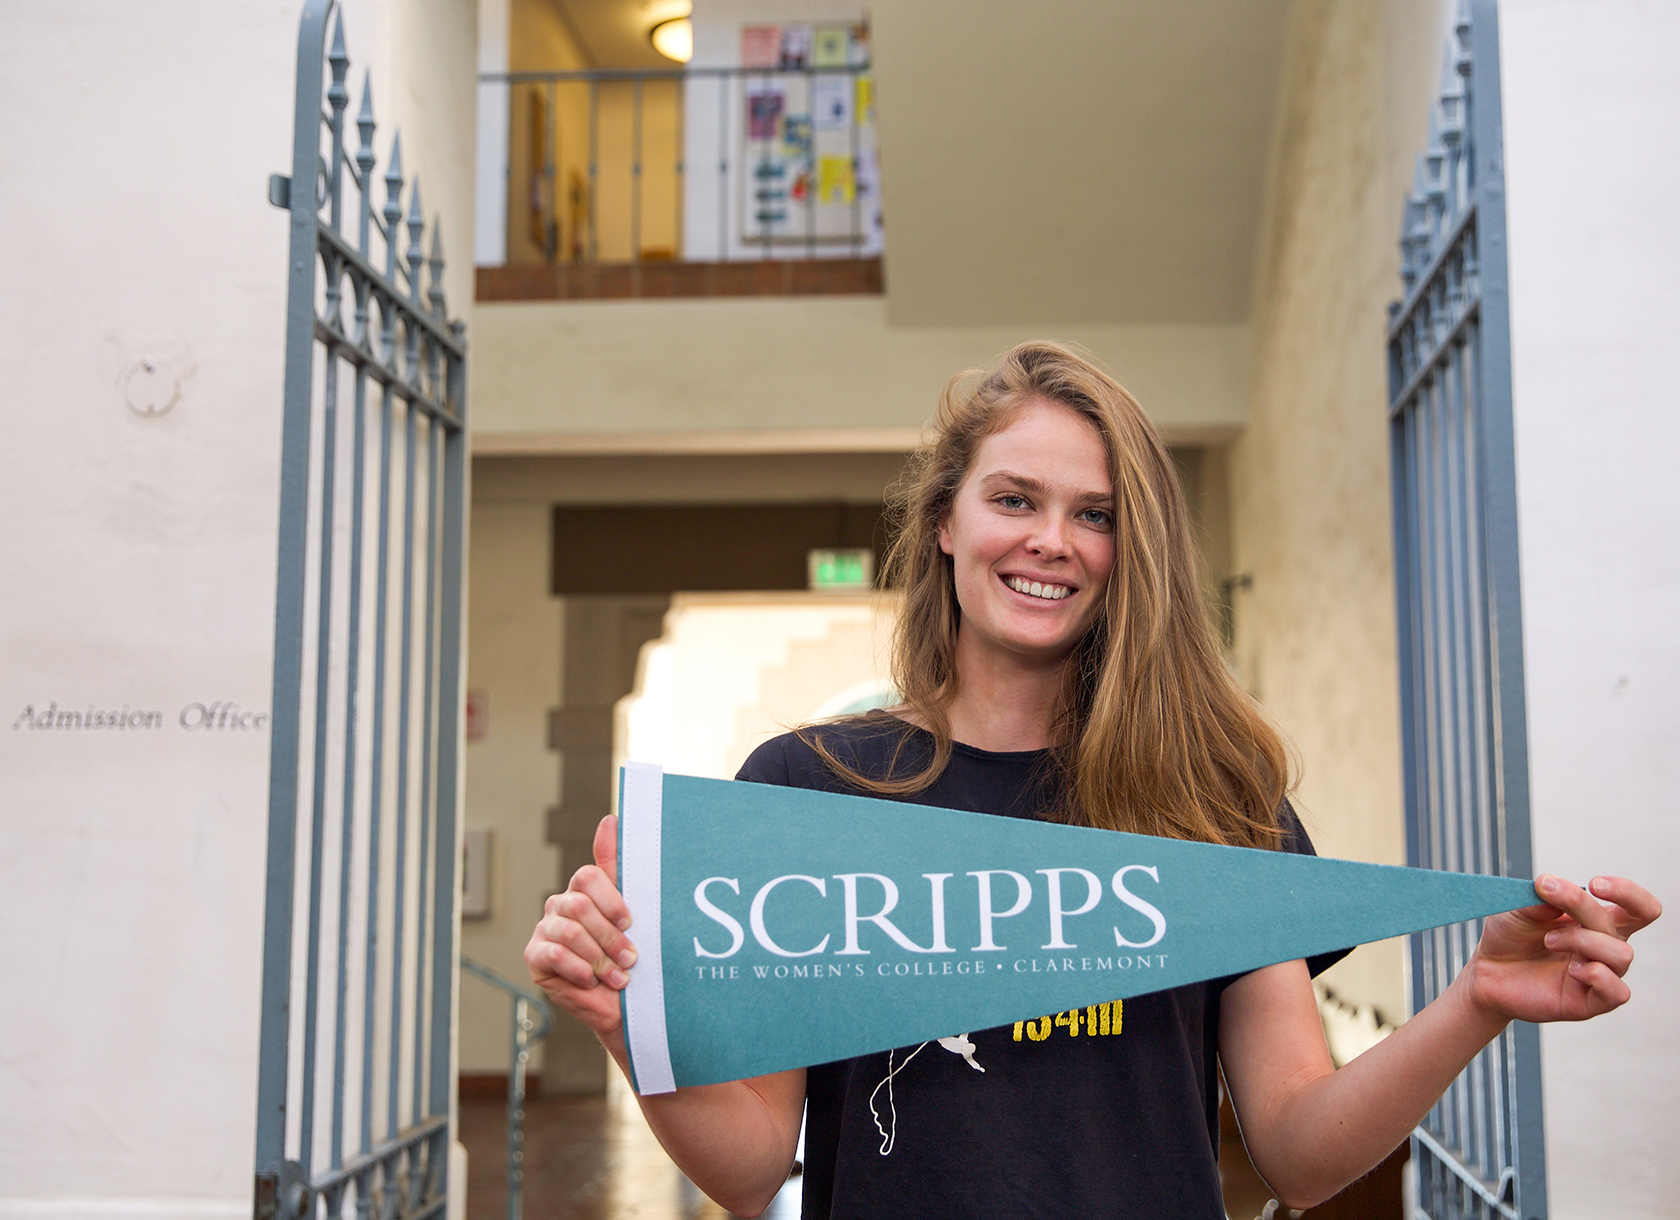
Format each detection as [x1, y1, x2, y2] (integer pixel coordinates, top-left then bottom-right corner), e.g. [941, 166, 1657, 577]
[407, 179, 426, 301]
[328, 13, 350, 105]
[357, 71, 376, 161]
[428, 225, 447, 319]
[1454, 0, 1473, 77]
[384, 135, 405, 275]
[356, 72, 377, 254]
[1438, 83, 1464, 149]
[329, 11, 349, 68]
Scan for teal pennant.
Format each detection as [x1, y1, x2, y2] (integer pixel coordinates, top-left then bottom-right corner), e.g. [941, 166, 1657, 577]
[615, 763, 1535, 1094]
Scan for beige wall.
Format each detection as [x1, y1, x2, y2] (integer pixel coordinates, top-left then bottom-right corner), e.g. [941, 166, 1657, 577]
[458, 503, 563, 1074]
[472, 298, 1248, 451]
[1228, 0, 1454, 1023]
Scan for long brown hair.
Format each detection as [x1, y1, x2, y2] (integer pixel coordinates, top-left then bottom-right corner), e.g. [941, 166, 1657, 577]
[816, 341, 1290, 849]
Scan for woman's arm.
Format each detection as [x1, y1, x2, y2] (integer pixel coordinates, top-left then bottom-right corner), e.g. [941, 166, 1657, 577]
[524, 814, 806, 1218]
[1219, 873, 1660, 1210]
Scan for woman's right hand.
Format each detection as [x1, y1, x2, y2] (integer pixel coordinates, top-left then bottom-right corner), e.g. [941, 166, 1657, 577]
[525, 814, 639, 1042]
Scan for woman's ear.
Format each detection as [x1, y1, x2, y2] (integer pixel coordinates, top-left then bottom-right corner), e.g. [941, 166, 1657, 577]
[937, 514, 953, 556]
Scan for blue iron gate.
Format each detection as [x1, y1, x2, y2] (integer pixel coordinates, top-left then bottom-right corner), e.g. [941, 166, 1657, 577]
[255, 3, 468, 1217]
[1387, 3, 1544, 1219]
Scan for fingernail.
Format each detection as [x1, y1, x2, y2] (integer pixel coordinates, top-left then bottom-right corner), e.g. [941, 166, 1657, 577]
[1589, 877, 1609, 893]
[1568, 960, 1585, 974]
[617, 916, 633, 932]
[607, 968, 628, 988]
[1545, 931, 1560, 948]
[617, 947, 638, 969]
[1537, 874, 1557, 893]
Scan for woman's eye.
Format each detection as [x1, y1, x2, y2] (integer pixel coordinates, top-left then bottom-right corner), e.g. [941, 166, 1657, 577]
[996, 494, 1029, 510]
[1080, 508, 1114, 528]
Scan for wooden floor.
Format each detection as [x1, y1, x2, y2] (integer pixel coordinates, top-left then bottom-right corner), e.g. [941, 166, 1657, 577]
[459, 1077, 1400, 1220]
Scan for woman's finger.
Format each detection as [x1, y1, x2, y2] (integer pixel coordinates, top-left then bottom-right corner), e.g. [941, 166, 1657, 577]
[535, 935, 613, 990]
[1543, 925, 1636, 977]
[1534, 874, 1617, 936]
[554, 906, 633, 986]
[1568, 958, 1632, 1014]
[568, 863, 634, 935]
[547, 884, 634, 963]
[526, 920, 602, 991]
[1587, 876, 1663, 937]
[594, 814, 621, 892]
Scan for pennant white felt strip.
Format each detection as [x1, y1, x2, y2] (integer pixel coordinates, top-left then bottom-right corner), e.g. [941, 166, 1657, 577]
[620, 761, 676, 1095]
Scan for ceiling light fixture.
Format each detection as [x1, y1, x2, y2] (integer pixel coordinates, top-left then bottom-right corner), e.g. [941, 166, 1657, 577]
[650, 16, 692, 63]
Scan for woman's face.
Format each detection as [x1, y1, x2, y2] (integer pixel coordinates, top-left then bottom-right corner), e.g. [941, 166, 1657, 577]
[938, 399, 1116, 670]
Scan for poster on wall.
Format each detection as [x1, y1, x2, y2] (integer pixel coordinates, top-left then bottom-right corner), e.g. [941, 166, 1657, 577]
[782, 114, 812, 158]
[747, 88, 784, 140]
[779, 24, 812, 69]
[812, 76, 852, 129]
[736, 23, 878, 252]
[818, 155, 856, 205]
[856, 74, 875, 124]
[813, 26, 851, 68]
[741, 24, 779, 68]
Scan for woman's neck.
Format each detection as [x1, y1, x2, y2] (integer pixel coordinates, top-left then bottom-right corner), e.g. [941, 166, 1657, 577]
[942, 633, 1067, 752]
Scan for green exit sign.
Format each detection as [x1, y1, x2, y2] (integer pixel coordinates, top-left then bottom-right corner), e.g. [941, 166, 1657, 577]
[807, 548, 875, 590]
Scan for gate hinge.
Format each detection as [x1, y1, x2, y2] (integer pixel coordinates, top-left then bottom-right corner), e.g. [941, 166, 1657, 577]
[253, 1161, 311, 1220]
[268, 174, 292, 209]
[253, 1171, 276, 1220]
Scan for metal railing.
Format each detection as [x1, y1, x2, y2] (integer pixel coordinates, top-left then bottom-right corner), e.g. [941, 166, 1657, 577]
[460, 958, 555, 1220]
[475, 64, 881, 267]
[1387, 3, 1544, 1219]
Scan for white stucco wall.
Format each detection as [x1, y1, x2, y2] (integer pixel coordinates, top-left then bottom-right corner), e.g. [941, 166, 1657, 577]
[1499, 3, 1680, 1215]
[0, 2, 475, 1216]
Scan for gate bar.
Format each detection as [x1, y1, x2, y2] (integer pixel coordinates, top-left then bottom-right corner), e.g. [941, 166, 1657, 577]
[256, 0, 335, 1192]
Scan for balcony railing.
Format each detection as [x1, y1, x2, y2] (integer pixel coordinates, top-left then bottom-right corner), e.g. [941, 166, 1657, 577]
[475, 65, 882, 297]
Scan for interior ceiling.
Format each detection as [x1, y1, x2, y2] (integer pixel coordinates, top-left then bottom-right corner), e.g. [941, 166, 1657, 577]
[870, 0, 1292, 327]
[550, 0, 686, 70]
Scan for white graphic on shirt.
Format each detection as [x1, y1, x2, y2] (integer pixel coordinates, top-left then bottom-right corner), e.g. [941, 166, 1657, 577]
[937, 1033, 986, 1073]
[867, 1033, 985, 1156]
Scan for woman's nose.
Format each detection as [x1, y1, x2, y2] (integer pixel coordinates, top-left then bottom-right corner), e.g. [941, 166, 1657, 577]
[1028, 516, 1070, 557]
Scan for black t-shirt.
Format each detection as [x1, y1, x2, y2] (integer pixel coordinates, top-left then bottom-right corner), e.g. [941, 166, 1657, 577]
[735, 713, 1345, 1220]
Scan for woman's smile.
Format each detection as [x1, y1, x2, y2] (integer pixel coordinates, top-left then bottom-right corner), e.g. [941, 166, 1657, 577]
[1002, 575, 1072, 600]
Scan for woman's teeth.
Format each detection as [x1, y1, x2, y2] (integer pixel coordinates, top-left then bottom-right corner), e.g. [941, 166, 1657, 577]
[1005, 576, 1070, 600]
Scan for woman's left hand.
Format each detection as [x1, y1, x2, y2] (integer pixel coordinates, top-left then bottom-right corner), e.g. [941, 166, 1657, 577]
[1465, 874, 1661, 1025]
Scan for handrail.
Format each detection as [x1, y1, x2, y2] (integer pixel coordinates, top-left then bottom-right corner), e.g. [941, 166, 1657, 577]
[461, 957, 554, 1220]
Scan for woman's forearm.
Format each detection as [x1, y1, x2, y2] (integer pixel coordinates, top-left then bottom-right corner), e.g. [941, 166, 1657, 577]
[599, 1030, 805, 1218]
[1244, 972, 1506, 1208]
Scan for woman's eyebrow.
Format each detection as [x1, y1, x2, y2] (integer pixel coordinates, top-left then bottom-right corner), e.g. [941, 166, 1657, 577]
[978, 471, 1051, 496]
[979, 471, 1113, 505]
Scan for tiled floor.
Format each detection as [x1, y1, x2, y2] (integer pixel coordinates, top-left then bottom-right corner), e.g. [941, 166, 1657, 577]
[460, 1072, 801, 1220]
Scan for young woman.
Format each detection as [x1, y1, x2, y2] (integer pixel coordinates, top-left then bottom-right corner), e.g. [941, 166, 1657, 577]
[525, 342, 1659, 1219]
